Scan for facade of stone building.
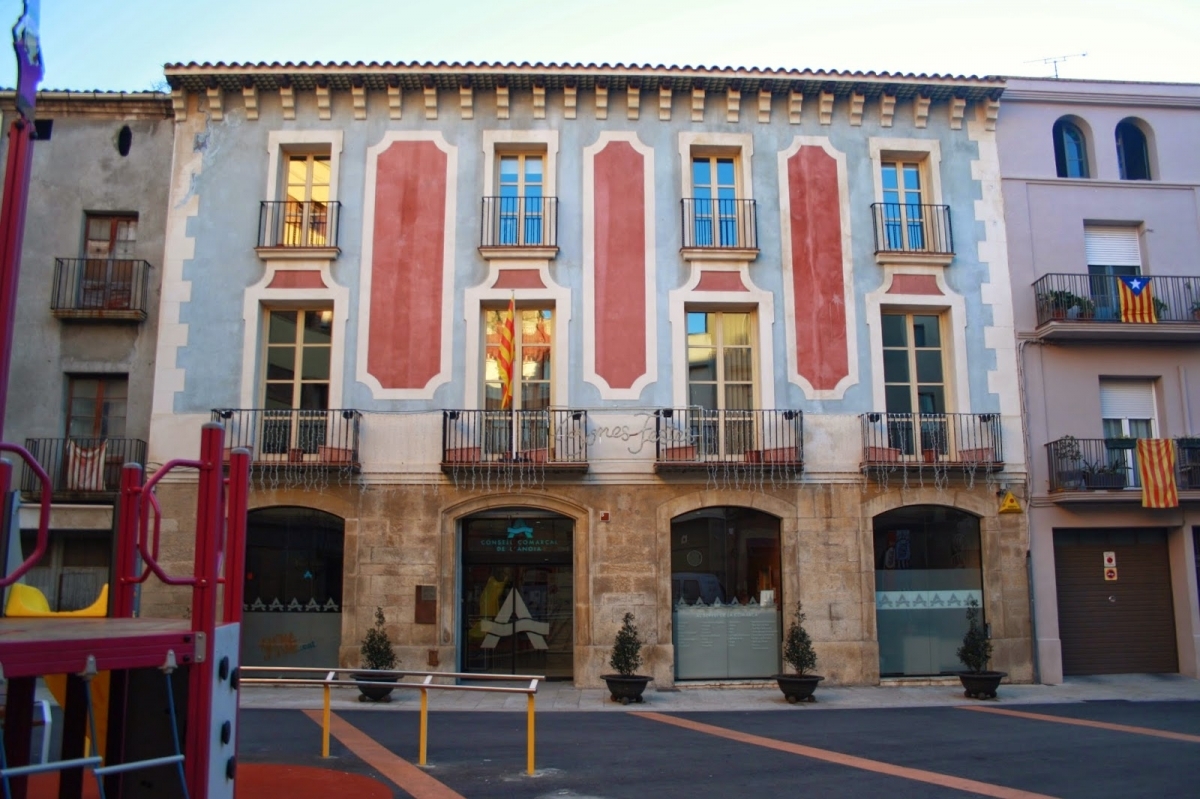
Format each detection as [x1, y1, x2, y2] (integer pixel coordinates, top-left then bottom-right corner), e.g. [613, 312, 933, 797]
[144, 62, 1030, 686]
[0, 91, 173, 611]
[997, 78, 1200, 684]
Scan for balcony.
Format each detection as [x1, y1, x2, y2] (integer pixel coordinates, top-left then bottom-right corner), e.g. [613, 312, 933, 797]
[210, 408, 362, 469]
[1046, 436, 1200, 502]
[256, 200, 341, 259]
[50, 258, 151, 321]
[680, 198, 758, 260]
[441, 409, 588, 472]
[653, 408, 803, 471]
[479, 196, 559, 259]
[869, 203, 954, 265]
[1032, 273, 1200, 342]
[860, 412, 1002, 474]
[21, 437, 148, 500]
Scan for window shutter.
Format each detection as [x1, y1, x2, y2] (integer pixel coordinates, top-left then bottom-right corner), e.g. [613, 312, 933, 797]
[1099, 380, 1155, 420]
[1084, 226, 1141, 267]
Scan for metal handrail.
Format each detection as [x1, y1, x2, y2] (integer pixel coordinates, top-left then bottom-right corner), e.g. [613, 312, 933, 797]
[240, 667, 544, 774]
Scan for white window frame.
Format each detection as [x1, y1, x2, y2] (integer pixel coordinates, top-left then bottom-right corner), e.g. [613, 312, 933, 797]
[261, 131, 343, 256]
[481, 130, 558, 200]
[482, 305, 555, 410]
[260, 307, 334, 411]
[678, 132, 756, 259]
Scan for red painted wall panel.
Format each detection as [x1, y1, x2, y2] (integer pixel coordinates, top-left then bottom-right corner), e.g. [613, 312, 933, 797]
[368, 141, 447, 390]
[788, 147, 849, 391]
[593, 141, 647, 391]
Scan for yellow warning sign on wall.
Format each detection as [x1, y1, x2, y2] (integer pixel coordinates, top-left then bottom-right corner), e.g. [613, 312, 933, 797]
[998, 491, 1023, 514]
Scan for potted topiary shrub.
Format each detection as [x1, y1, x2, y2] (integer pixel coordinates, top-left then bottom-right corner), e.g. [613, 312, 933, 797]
[956, 597, 1006, 699]
[355, 606, 399, 702]
[774, 602, 824, 704]
[602, 612, 652, 704]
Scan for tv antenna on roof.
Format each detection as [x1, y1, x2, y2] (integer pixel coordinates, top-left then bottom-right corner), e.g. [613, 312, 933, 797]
[1026, 52, 1087, 79]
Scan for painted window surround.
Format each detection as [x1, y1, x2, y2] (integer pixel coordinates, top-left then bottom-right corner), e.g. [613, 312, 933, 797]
[240, 262, 349, 411]
[864, 267, 969, 415]
[258, 130, 343, 261]
[777, 136, 859, 401]
[677, 132, 758, 263]
[869, 137, 950, 267]
[480, 130, 560, 260]
[582, 132, 658, 401]
[463, 264, 571, 411]
[668, 265, 776, 410]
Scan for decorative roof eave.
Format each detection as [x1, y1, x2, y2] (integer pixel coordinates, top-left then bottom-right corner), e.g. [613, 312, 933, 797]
[163, 61, 1005, 102]
[0, 90, 173, 118]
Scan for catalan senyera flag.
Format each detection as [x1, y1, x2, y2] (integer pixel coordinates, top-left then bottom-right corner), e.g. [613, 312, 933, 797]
[498, 296, 516, 409]
[1136, 438, 1178, 508]
[1118, 276, 1157, 323]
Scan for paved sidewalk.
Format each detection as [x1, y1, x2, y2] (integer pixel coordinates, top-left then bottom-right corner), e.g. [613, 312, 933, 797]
[239, 672, 1200, 713]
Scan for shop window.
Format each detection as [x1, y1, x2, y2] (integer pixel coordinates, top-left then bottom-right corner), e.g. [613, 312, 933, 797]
[671, 507, 781, 680]
[244, 507, 344, 612]
[874, 505, 982, 677]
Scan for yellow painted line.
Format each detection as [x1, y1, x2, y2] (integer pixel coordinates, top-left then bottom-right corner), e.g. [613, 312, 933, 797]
[960, 705, 1200, 744]
[635, 711, 1057, 799]
[302, 709, 466, 799]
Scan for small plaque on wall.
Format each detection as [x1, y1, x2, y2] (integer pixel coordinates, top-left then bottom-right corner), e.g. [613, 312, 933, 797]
[415, 585, 436, 624]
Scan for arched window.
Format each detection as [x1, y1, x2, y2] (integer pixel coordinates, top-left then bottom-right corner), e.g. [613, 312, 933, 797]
[1116, 119, 1152, 180]
[1052, 119, 1089, 178]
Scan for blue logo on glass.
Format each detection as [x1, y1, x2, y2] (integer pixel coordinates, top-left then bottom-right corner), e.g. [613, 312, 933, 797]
[506, 519, 534, 540]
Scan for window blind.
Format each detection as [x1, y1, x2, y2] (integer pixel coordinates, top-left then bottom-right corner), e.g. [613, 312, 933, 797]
[1084, 226, 1142, 267]
[1099, 380, 1155, 420]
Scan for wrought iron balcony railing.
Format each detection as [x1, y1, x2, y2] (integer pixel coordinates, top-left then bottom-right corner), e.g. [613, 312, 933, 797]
[870, 203, 953, 256]
[257, 200, 342, 249]
[653, 408, 803, 468]
[21, 437, 148, 496]
[1033, 273, 1200, 327]
[860, 412, 1002, 468]
[480, 196, 559, 249]
[681, 198, 758, 250]
[441, 409, 587, 468]
[51, 258, 151, 320]
[1047, 436, 1200, 492]
[210, 408, 362, 468]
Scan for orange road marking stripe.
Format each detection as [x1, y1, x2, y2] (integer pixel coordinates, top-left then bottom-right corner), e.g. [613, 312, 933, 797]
[302, 709, 466, 799]
[635, 711, 1056, 799]
[960, 705, 1200, 744]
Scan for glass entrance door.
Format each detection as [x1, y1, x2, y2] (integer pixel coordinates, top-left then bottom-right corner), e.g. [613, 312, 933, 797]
[461, 512, 574, 679]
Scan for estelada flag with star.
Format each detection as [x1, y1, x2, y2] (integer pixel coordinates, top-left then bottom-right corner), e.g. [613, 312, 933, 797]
[498, 296, 516, 409]
[1136, 438, 1178, 508]
[1118, 275, 1156, 323]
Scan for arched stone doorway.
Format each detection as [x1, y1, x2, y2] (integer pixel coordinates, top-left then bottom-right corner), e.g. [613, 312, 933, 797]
[873, 504, 982, 677]
[241, 506, 345, 670]
[670, 506, 782, 680]
[460, 508, 575, 679]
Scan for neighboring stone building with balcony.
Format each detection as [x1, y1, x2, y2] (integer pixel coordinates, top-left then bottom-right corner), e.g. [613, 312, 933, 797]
[0, 90, 172, 610]
[998, 77, 1200, 684]
[146, 61, 1030, 686]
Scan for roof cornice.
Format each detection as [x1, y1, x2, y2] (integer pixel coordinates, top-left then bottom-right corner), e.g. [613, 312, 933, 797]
[1002, 88, 1200, 109]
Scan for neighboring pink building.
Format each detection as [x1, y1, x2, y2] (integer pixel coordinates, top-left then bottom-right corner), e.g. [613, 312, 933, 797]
[998, 77, 1200, 683]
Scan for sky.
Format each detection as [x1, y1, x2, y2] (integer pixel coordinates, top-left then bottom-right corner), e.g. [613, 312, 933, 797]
[3, 0, 1199, 92]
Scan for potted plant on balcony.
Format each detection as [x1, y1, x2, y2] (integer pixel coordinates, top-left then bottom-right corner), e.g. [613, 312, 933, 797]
[1039, 289, 1090, 320]
[354, 606, 399, 702]
[603, 612, 652, 704]
[956, 597, 1005, 699]
[1083, 458, 1129, 490]
[1153, 297, 1170, 321]
[1050, 435, 1085, 490]
[1104, 435, 1138, 451]
[1191, 299, 1200, 321]
[775, 602, 824, 704]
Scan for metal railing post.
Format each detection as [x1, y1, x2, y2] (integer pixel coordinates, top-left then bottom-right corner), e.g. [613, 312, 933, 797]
[322, 671, 334, 758]
[526, 679, 538, 776]
[418, 674, 432, 766]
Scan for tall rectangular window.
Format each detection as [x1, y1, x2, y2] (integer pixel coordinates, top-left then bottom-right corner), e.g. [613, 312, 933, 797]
[882, 313, 946, 455]
[1100, 379, 1156, 487]
[687, 310, 755, 457]
[282, 151, 331, 247]
[67, 376, 127, 438]
[880, 161, 925, 250]
[497, 154, 545, 246]
[691, 156, 739, 247]
[85, 214, 137, 259]
[81, 214, 138, 310]
[483, 308, 553, 411]
[1085, 226, 1142, 319]
[261, 309, 332, 457]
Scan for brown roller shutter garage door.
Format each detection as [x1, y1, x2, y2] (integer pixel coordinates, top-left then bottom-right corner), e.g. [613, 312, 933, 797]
[1054, 529, 1177, 675]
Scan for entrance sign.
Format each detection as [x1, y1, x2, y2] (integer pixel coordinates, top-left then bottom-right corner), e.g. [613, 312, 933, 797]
[480, 587, 549, 650]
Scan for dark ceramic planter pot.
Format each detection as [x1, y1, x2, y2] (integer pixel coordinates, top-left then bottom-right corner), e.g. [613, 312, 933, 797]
[602, 674, 651, 704]
[353, 672, 396, 702]
[958, 670, 1007, 700]
[775, 674, 824, 704]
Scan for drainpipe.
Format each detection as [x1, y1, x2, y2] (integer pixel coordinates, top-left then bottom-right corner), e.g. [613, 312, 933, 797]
[1027, 549, 1040, 684]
